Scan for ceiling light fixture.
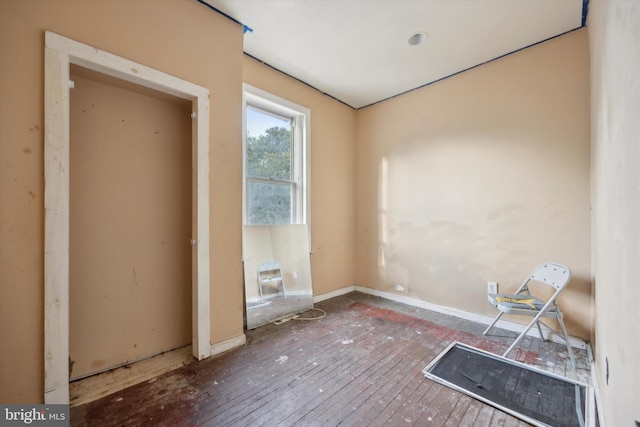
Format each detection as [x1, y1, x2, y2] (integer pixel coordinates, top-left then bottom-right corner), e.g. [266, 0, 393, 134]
[408, 32, 428, 46]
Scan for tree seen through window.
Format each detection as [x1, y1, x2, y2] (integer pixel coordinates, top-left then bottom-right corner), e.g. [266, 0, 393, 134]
[246, 107, 293, 224]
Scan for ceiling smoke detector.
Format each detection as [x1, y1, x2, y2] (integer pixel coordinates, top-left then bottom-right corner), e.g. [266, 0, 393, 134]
[408, 32, 428, 46]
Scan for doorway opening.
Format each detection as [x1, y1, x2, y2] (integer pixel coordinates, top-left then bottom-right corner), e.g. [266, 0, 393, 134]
[68, 65, 193, 381]
[44, 32, 211, 404]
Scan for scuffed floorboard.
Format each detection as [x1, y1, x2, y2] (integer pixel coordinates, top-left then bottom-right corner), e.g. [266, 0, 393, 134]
[70, 292, 590, 426]
[69, 345, 194, 408]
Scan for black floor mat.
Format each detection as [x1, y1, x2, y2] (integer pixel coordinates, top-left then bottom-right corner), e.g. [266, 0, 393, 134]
[423, 342, 589, 427]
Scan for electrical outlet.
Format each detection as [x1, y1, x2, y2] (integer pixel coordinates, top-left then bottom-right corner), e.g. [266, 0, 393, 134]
[487, 282, 498, 294]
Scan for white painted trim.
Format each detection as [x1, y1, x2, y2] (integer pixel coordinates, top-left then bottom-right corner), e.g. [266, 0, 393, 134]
[194, 93, 211, 361]
[241, 83, 312, 245]
[44, 32, 211, 404]
[353, 286, 587, 350]
[44, 34, 71, 405]
[587, 345, 606, 427]
[313, 285, 356, 303]
[210, 334, 246, 356]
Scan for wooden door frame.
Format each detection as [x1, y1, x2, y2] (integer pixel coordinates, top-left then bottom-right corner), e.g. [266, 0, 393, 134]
[44, 31, 211, 404]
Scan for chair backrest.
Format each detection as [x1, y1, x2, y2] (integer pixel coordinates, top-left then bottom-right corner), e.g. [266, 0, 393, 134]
[528, 262, 571, 291]
[258, 261, 281, 273]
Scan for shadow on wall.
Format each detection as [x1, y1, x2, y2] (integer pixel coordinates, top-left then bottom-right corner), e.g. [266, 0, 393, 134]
[560, 274, 592, 340]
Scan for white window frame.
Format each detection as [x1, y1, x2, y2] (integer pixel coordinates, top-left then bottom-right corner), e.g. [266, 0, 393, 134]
[242, 84, 311, 227]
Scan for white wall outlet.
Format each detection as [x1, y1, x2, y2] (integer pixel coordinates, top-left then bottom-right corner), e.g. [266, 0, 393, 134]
[487, 281, 498, 294]
[394, 283, 405, 292]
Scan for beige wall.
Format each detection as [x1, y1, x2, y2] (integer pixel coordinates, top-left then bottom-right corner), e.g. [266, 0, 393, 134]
[0, 0, 244, 403]
[69, 70, 192, 379]
[355, 29, 592, 339]
[243, 56, 358, 296]
[588, 1, 640, 425]
[0, 0, 606, 412]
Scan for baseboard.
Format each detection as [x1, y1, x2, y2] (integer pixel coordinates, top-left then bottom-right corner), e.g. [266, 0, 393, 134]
[210, 334, 246, 356]
[345, 285, 587, 350]
[69, 336, 247, 407]
[313, 285, 356, 303]
[69, 346, 194, 407]
[587, 344, 606, 427]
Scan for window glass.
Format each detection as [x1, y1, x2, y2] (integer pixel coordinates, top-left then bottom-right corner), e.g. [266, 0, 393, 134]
[243, 84, 310, 227]
[246, 107, 292, 181]
[246, 181, 292, 225]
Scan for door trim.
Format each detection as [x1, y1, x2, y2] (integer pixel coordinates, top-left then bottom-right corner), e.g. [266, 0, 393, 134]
[44, 31, 211, 404]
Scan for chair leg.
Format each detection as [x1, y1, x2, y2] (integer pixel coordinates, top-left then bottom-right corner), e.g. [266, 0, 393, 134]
[483, 312, 504, 335]
[557, 311, 576, 368]
[535, 321, 545, 341]
[503, 328, 530, 359]
[503, 310, 546, 359]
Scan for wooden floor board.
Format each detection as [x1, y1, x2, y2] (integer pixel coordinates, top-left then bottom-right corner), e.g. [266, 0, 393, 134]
[343, 345, 434, 426]
[442, 394, 473, 426]
[313, 340, 422, 424]
[202, 317, 374, 412]
[198, 308, 398, 426]
[488, 408, 509, 426]
[413, 385, 459, 426]
[200, 334, 370, 425]
[70, 291, 590, 426]
[230, 350, 368, 426]
[458, 398, 484, 426]
[289, 338, 415, 425]
[473, 404, 498, 427]
[366, 367, 435, 427]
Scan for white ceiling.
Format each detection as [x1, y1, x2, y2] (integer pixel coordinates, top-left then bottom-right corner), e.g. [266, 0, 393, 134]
[209, 0, 584, 109]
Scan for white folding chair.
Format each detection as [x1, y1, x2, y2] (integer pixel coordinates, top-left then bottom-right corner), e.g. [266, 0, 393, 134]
[483, 262, 576, 367]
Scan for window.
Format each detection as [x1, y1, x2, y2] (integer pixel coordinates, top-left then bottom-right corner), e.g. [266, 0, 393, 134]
[243, 84, 310, 225]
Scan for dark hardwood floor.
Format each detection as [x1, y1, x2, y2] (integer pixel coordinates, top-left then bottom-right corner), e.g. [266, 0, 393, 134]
[70, 292, 590, 426]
